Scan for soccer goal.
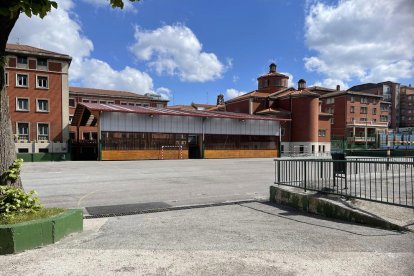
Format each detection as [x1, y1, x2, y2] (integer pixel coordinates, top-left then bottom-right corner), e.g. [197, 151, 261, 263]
[160, 145, 183, 160]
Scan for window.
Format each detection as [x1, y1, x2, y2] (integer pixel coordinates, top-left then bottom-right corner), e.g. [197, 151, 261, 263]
[312, 145, 315, 153]
[299, 145, 304, 154]
[350, 96, 355, 103]
[69, 98, 75, 107]
[17, 123, 29, 140]
[18, 148, 29, 153]
[281, 128, 285, 136]
[107, 101, 114, 104]
[381, 104, 389, 111]
[39, 148, 49, 153]
[82, 99, 90, 103]
[361, 97, 368, 104]
[326, 98, 335, 104]
[136, 103, 142, 106]
[157, 103, 164, 108]
[120, 102, 127, 106]
[36, 99, 49, 112]
[16, 74, 28, 87]
[380, 115, 388, 122]
[281, 145, 284, 153]
[100, 100, 107, 104]
[350, 106, 355, 113]
[69, 116, 73, 124]
[36, 76, 48, 88]
[4, 72, 8, 86]
[409, 110, 412, 114]
[322, 145, 325, 152]
[16, 98, 29, 111]
[128, 103, 135, 106]
[91, 100, 98, 103]
[372, 108, 377, 115]
[37, 58, 47, 67]
[17, 56, 27, 64]
[318, 129, 326, 137]
[37, 123, 49, 141]
[143, 104, 150, 107]
[360, 118, 367, 122]
[360, 106, 368, 114]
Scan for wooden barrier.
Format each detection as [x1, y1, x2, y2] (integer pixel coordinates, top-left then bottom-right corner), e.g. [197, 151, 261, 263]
[204, 149, 277, 159]
[102, 149, 189, 161]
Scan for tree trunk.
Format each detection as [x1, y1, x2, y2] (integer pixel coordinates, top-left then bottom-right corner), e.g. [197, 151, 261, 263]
[0, 13, 22, 188]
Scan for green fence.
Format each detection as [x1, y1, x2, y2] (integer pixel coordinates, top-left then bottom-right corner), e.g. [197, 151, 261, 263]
[17, 152, 71, 162]
[345, 149, 414, 157]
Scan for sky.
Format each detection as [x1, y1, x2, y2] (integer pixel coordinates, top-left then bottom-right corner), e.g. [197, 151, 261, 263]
[8, 0, 414, 105]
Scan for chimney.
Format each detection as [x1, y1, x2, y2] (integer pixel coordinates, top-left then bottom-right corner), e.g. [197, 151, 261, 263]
[336, 85, 340, 91]
[298, 79, 306, 90]
[269, 63, 277, 73]
[216, 94, 224, 105]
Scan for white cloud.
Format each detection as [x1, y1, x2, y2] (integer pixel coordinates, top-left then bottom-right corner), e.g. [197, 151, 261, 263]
[155, 87, 172, 100]
[304, 0, 414, 84]
[280, 72, 294, 88]
[130, 25, 225, 82]
[225, 88, 246, 99]
[81, 0, 136, 12]
[75, 59, 154, 92]
[310, 78, 348, 90]
[9, 0, 160, 95]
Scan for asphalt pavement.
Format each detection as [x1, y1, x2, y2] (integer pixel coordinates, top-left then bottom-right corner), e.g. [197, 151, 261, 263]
[1, 202, 413, 275]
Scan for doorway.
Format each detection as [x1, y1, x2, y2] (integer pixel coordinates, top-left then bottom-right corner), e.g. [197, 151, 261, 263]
[188, 135, 201, 159]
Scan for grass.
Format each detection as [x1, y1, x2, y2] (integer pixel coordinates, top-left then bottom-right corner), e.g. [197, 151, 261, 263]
[0, 208, 65, 225]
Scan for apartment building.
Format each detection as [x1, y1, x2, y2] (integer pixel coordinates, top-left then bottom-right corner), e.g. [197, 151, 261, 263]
[348, 81, 400, 129]
[319, 89, 390, 148]
[400, 85, 414, 128]
[5, 44, 71, 154]
[68, 87, 168, 142]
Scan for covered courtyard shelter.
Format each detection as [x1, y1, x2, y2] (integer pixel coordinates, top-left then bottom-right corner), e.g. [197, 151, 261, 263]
[71, 103, 286, 160]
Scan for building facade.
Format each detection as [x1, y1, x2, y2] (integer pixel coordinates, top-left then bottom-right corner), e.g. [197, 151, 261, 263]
[5, 44, 71, 154]
[400, 85, 414, 128]
[69, 86, 168, 142]
[319, 90, 390, 148]
[225, 64, 332, 156]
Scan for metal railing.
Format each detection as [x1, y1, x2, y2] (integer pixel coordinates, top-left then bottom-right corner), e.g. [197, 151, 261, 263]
[274, 158, 414, 208]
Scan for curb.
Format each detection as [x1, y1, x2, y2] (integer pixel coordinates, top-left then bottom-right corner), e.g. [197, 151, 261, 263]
[0, 209, 83, 255]
[270, 185, 407, 231]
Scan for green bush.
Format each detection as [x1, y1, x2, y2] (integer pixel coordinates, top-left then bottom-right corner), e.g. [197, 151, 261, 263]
[0, 186, 43, 219]
[4, 158, 24, 183]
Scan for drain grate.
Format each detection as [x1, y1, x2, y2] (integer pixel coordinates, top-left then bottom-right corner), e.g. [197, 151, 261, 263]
[84, 199, 267, 219]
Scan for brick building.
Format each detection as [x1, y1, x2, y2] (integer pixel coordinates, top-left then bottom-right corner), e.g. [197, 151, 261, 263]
[319, 89, 390, 148]
[400, 85, 414, 128]
[68, 87, 168, 142]
[225, 64, 332, 155]
[5, 44, 71, 154]
[348, 81, 401, 129]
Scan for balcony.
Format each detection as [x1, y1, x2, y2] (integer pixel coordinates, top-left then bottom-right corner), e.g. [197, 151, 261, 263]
[347, 136, 376, 142]
[347, 120, 388, 127]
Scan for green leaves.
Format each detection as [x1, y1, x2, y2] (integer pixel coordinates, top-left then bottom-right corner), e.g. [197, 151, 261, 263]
[0, 186, 43, 219]
[4, 159, 24, 183]
[0, 0, 58, 19]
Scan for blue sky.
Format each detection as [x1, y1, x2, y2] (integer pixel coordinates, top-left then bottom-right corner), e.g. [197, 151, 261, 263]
[9, 0, 414, 105]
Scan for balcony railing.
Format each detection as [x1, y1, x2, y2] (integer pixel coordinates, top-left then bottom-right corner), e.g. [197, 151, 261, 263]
[347, 120, 388, 127]
[347, 136, 376, 142]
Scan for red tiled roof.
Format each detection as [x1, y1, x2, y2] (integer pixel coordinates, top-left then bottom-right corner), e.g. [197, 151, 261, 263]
[69, 86, 168, 102]
[255, 108, 291, 115]
[6, 44, 71, 60]
[257, 72, 289, 79]
[225, 91, 269, 103]
[72, 102, 285, 126]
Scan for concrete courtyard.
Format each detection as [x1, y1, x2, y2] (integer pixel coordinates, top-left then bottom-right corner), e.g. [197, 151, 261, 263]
[7, 158, 412, 275]
[21, 158, 275, 213]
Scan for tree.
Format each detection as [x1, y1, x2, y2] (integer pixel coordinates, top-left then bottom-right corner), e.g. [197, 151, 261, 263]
[0, 0, 139, 187]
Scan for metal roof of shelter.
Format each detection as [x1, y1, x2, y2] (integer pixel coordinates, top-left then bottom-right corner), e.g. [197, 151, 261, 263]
[72, 102, 289, 127]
